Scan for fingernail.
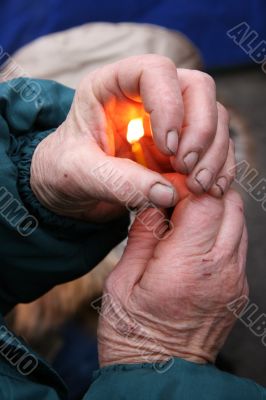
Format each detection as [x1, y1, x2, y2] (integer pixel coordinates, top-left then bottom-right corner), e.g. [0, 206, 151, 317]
[183, 152, 199, 174]
[215, 176, 228, 196]
[166, 130, 179, 154]
[195, 169, 213, 192]
[149, 183, 176, 207]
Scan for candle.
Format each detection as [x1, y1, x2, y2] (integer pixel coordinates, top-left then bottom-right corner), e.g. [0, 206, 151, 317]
[127, 118, 146, 167]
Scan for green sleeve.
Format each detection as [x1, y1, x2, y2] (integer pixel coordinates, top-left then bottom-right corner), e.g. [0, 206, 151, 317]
[1, 349, 265, 400]
[0, 78, 129, 314]
[85, 358, 266, 400]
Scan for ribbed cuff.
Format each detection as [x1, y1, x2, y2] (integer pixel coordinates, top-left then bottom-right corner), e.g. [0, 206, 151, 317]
[12, 129, 93, 235]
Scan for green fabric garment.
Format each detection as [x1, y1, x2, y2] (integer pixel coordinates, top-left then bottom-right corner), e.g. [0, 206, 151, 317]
[0, 317, 68, 399]
[87, 358, 266, 400]
[0, 78, 265, 400]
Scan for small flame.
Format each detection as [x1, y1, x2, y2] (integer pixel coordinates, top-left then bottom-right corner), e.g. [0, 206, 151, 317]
[127, 118, 144, 144]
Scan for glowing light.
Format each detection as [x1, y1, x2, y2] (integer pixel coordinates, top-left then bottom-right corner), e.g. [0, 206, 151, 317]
[127, 118, 144, 144]
[126, 118, 146, 166]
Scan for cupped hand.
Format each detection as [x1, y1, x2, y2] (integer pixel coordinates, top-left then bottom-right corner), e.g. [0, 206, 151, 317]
[97, 176, 248, 366]
[31, 55, 235, 221]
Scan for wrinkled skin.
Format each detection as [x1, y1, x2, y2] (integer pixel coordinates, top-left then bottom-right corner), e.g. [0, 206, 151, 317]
[31, 55, 235, 222]
[97, 176, 248, 366]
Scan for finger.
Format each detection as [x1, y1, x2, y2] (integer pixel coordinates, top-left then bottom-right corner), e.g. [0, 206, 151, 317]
[108, 208, 167, 290]
[113, 55, 184, 155]
[186, 103, 230, 194]
[157, 193, 224, 255]
[214, 190, 245, 256]
[209, 139, 236, 198]
[89, 148, 178, 209]
[171, 69, 218, 174]
[68, 87, 113, 155]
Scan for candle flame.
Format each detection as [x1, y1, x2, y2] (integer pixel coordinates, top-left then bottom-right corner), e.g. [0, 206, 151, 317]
[127, 118, 144, 144]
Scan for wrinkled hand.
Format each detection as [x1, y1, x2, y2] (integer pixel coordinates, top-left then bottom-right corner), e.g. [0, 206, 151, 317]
[97, 176, 248, 366]
[31, 55, 235, 221]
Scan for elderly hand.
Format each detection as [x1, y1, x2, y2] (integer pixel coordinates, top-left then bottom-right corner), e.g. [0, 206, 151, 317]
[31, 55, 234, 221]
[97, 175, 248, 366]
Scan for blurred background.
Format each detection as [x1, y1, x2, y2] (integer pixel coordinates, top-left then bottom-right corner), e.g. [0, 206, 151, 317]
[1, 0, 266, 399]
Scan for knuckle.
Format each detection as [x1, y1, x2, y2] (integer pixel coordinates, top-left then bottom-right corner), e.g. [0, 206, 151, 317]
[147, 54, 174, 66]
[144, 54, 177, 73]
[191, 70, 216, 90]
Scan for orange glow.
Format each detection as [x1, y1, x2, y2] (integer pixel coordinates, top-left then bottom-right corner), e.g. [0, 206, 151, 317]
[127, 118, 145, 144]
[126, 118, 146, 166]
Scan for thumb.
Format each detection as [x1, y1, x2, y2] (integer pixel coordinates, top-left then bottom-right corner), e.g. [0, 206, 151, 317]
[108, 207, 168, 291]
[90, 155, 178, 209]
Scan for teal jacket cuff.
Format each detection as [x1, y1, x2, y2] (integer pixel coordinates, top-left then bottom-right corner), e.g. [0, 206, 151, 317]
[10, 127, 104, 234]
[86, 358, 266, 400]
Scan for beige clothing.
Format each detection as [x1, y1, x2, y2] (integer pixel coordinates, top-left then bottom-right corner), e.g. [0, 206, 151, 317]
[2, 22, 201, 88]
